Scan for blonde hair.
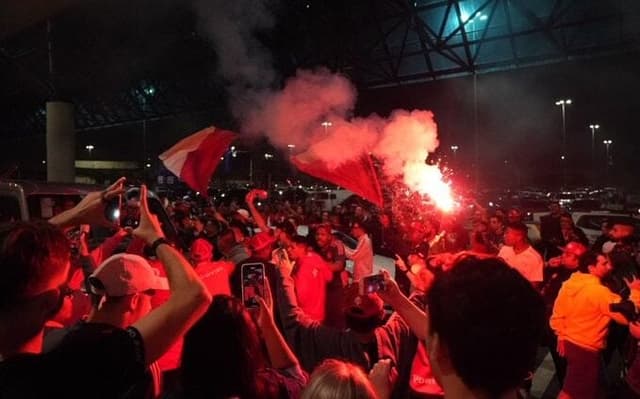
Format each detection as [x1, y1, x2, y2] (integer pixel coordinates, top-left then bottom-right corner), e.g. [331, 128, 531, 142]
[301, 359, 377, 399]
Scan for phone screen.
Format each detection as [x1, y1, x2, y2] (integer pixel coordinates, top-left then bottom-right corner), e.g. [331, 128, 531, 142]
[120, 188, 141, 228]
[362, 274, 385, 294]
[242, 263, 266, 308]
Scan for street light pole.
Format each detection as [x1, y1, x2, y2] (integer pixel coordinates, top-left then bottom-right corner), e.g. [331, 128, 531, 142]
[321, 121, 332, 134]
[588, 124, 600, 183]
[450, 145, 459, 163]
[603, 139, 612, 180]
[85, 144, 94, 158]
[555, 99, 572, 188]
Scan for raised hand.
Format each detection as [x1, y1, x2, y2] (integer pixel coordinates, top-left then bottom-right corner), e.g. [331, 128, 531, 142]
[50, 177, 126, 228]
[132, 185, 164, 245]
[376, 269, 403, 306]
[368, 358, 397, 399]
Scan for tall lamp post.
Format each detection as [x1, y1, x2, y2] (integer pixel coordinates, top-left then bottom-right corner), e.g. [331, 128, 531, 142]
[321, 121, 332, 134]
[555, 99, 572, 187]
[603, 139, 612, 180]
[588, 124, 600, 183]
[85, 144, 94, 158]
[450, 145, 459, 162]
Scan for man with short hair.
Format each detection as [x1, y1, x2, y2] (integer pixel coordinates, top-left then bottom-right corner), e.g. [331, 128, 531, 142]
[0, 182, 211, 397]
[498, 222, 544, 285]
[603, 221, 636, 255]
[346, 221, 374, 281]
[486, 214, 505, 253]
[286, 234, 332, 322]
[378, 255, 546, 399]
[315, 224, 348, 328]
[274, 256, 419, 399]
[550, 251, 640, 398]
[539, 241, 588, 383]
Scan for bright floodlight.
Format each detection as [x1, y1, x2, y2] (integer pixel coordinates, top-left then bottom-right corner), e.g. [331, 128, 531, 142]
[321, 121, 333, 128]
[287, 144, 296, 148]
[589, 124, 600, 129]
[555, 99, 572, 106]
[450, 145, 459, 151]
[603, 140, 612, 145]
[85, 145, 94, 150]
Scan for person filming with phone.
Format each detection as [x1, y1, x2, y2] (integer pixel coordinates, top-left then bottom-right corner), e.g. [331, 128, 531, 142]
[273, 249, 419, 398]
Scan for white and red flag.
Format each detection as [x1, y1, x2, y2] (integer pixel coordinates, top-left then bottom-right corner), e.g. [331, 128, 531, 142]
[159, 126, 238, 196]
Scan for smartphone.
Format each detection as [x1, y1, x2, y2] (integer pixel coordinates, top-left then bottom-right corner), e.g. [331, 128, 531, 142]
[362, 274, 385, 294]
[120, 187, 141, 228]
[241, 263, 266, 308]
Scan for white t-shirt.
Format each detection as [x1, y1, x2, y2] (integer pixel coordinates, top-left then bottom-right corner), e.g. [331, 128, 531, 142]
[498, 245, 544, 283]
[345, 234, 374, 281]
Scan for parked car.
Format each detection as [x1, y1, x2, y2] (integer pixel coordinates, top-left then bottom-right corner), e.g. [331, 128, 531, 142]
[0, 180, 178, 245]
[571, 212, 640, 245]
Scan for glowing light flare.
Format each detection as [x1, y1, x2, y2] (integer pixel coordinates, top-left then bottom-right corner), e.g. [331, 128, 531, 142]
[404, 162, 455, 212]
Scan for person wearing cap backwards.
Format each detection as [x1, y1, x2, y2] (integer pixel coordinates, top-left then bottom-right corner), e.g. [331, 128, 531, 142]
[274, 251, 419, 399]
[0, 180, 211, 398]
[78, 252, 169, 397]
[231, 232, 279, 307]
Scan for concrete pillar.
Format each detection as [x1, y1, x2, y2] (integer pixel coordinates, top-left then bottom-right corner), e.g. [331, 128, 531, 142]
[46, 101, 75, 182]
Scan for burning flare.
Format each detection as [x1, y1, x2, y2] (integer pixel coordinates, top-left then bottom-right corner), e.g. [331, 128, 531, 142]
[404, 162, 455, 212]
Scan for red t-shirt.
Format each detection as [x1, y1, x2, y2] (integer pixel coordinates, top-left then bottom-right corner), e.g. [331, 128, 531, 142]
[410, 341, 444, 396]
[293, 252, 332, 322]
[195, 260, 233, 296]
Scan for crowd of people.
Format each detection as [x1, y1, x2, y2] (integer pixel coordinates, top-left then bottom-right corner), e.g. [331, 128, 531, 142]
[1, 177, 639, 399]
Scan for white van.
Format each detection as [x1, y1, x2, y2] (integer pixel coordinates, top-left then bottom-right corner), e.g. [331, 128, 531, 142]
[306, 189, 354, 211]
[0, 180, 177, 242]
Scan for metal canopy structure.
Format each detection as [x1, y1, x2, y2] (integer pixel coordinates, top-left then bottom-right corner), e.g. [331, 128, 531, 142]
[289, 0, 640, 87]
[1, 0, 639, 137]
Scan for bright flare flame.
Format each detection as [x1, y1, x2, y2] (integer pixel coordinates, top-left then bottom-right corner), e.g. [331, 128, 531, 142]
[404, 162, 455, 212]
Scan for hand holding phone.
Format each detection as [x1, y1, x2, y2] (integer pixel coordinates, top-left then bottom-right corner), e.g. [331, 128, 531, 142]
[241, 263, 266, 309]
[361, 273, 386, 295]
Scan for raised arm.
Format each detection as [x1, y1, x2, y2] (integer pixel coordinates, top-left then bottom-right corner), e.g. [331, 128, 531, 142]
[49, 177, 126, 229]
[255, 280, 300, 370]
[377, 270, 428, 341]
[131, 185, 212, 366]
[245, 189, 269, 233]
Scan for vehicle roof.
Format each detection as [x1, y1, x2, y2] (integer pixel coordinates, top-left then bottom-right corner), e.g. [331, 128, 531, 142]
[0, 180, 103, 196]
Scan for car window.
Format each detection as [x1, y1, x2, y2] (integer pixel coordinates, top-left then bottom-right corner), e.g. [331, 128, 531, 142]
[0, 195, 21, 223]
[26, 194, 83, 220]
[333, 231, 357, 250]
[576, 215, 640, 231]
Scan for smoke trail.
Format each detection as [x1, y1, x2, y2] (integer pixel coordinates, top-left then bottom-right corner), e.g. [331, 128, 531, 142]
[192, 0, 452, 209]
[192, 0, 276, 116]
[243, 68, 452, 209]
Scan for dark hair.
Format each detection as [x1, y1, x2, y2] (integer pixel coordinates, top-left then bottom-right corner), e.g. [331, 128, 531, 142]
[275, 220, 297, 237]
[181, 295, 278, 399]
[290, 234, 309, 247]
[216, 228, 237, 254]
[351, 221, 368, 234]
[578, 250, 600, 273]
[427, 256, 545, 397]
[505, 222, 528, 236]
[0, 221, 70, 310]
